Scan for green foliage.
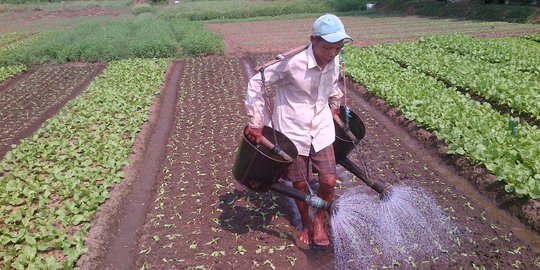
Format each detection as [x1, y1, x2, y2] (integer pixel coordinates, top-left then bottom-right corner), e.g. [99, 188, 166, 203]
[376, 0, 540, 23]
[0, 58, 169, 268]
[0, 64, 26, 83]
[132, 3, 154, 15]
[328, 0, 370, 12]
[374, 35, 540, 120]
[172, 20, 224, 56]
[0, 14, 223, 65]
[526, 31, 540, 42]
[345, 42, 540, 199]
[160, 0, 331, 21]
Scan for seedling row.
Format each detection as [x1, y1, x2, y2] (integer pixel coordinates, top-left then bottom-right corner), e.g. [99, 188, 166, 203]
[370, 36, 540, 119]
[0, 58, 169, 269]
[345, 37, 540, 199]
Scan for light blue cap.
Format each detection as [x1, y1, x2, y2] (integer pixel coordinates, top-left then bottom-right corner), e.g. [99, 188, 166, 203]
[312, 14, 352, 43]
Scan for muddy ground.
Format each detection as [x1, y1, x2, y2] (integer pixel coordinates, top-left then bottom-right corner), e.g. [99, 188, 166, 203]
[80, 52, 540, 269]
[1, 9, 540, 270]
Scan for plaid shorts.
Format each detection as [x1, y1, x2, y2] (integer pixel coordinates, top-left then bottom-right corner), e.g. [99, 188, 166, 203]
[284, 144, 336, 183]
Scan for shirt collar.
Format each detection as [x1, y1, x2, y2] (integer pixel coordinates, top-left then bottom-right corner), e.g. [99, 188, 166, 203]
[307, 44, 319, 70]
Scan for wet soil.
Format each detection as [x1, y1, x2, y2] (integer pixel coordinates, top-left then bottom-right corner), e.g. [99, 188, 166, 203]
[82, 49, 540, 269]
[1, 13, 539, 269]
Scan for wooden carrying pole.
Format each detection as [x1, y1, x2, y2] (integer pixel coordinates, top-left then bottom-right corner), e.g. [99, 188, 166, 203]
[333, 114, 357, 141]
[260, 136, 294, 162]
[254, 45, 309, 72]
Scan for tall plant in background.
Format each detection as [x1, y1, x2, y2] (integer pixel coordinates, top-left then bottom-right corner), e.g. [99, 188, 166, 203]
[0, 13, 223, 66]
[329, 0, 374, 11]
[158, 0, 332, 20]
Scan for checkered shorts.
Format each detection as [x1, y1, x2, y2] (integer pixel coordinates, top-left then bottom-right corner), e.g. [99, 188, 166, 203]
[284, 144, 336, 182]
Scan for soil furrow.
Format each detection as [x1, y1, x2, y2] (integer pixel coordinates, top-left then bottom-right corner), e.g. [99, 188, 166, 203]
[111, 53, 539, 269]
[0, 62, 106, 160]
[79, 60, 184, 269]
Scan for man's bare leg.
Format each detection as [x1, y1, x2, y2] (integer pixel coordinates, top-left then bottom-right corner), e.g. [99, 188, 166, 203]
[293, 181, 313, 245]
[313, 173, 335, 246]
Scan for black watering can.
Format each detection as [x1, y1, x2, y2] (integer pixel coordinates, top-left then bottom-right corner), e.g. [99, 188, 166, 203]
[232, 106, 388, 214]
[232, 126, 332, 211]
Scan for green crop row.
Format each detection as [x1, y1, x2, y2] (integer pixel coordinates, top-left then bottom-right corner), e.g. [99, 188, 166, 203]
[371, 40, 540, 120]
[418, 34, 540, 74]
[345, 46, 540, 199]
[0, 33, 43, 80]
[0, 13, 222, 66]
[0, 58, 169, 269]
[0, 32, 33, 48]
[0, 32, 45, 55]
[525, 31, 540, 42]
[0, 64, 25, 83]
[160, 0, 330, 21]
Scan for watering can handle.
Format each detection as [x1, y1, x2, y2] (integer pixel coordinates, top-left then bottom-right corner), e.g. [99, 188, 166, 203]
[260, 136, 294, 162]
[333, 114, 357, 141]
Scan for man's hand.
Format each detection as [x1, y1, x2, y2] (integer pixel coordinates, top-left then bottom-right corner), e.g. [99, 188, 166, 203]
[331, 107, 339, 117]
[245, 126, 263, 144]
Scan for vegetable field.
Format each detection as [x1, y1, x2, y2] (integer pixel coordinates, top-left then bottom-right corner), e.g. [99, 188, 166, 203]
[345, 33, 540, 199]
[1, 59, 169, 268]
[1, 5, 540, 270]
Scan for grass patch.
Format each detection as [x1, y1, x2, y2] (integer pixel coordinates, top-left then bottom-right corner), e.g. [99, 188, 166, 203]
[131, 3, 153, 15]
[377, 0, 540, 23]
[0, 0, 131, 11]
[157, 0, 331, 21]
[0, 13, 223, 65]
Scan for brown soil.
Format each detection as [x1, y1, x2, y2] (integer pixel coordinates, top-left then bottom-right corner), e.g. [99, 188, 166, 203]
[1, 14, 539, 269]
[0, 62, 106, 160]
[205, 16, 540, 54]
[0, 7, 128, 33]
[90, 51, 540, 270]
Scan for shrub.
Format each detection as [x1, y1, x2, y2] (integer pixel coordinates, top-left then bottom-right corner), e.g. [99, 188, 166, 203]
[329, 0, 370, 11]
[132, 3, 154, 15]
[0, 14, 224, 65]
[169, 18, 223, 56]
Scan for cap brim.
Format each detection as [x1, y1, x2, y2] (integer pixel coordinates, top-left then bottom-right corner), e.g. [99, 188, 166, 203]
[321, 32, 353, 43]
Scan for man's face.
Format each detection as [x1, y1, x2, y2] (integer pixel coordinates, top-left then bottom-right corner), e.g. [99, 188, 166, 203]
[311, 36, 344, 68]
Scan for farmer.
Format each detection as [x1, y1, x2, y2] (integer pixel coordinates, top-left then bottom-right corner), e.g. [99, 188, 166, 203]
[244, 14, 352, 246]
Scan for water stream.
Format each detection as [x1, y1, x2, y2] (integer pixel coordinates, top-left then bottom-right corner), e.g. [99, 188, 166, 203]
[330, 184, 458, 269]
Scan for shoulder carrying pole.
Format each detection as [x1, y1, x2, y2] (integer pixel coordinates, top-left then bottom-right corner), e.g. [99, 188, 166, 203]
[254, 45, 309, 72]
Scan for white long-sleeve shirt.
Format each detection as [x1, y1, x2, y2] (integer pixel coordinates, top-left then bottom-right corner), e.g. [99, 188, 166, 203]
[245, 44, 343, 156]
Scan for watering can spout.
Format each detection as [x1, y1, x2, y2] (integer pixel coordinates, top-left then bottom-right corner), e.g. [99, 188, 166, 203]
[338, 157, 389, 199]
[269, 181, 333, 213]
